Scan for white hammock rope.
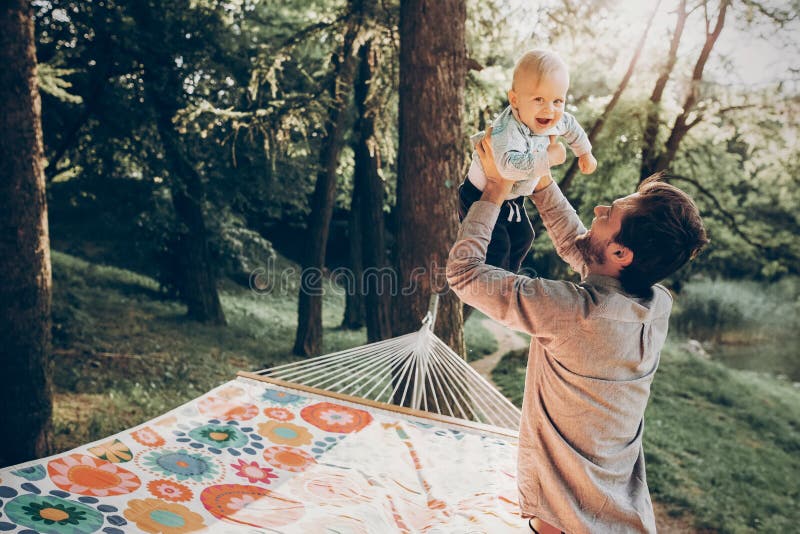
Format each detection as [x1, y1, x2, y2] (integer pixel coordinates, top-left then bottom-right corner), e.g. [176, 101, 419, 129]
[257, 297, 521, 431]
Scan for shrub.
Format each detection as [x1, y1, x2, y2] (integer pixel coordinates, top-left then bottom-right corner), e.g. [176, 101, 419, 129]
[672, 277, 800, 344]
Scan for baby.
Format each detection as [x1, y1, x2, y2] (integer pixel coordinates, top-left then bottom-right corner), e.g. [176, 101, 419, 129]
[459, 49, 596, 272]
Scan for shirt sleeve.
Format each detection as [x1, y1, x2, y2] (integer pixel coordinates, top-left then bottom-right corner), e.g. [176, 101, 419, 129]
[446, 201, 585, 345]
[531, 181, 588, 276]
[558, 112, 592, 157]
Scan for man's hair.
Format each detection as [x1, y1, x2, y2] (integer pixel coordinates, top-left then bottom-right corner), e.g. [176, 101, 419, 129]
[613, 173, 709, 298]
[512, 48, 568, 90]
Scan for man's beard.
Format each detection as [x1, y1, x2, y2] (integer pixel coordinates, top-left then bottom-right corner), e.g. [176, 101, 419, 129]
[575, 232, 606, 266]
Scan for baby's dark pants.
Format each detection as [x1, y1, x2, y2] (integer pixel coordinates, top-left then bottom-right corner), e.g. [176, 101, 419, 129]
[457, 179, 534, 272]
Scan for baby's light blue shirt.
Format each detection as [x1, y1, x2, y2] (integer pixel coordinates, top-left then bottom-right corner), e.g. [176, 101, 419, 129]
[468, 105, 591, 199]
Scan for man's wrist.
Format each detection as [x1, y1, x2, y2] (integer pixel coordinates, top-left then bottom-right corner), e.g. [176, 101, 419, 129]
[533, 173, 553, 192]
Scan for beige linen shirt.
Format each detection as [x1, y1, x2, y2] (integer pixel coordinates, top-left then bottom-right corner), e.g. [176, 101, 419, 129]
[446, 182, 671, 533]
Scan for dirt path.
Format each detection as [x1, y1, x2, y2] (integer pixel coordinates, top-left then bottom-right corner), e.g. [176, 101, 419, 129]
[469, 318, 528, 386]
[469, 318, 698, 533]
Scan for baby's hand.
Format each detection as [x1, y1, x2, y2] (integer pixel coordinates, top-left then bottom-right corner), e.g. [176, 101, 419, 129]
[547, 135, 566, 166]
[578, 152, 597, 174]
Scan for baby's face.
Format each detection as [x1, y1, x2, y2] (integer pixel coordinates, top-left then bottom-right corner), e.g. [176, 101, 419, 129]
[508, 67, 569, 135]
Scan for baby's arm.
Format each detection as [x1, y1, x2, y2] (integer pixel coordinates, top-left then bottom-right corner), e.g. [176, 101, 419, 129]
[560, 113, 597, 174]
[498, 148, 551, 182]
[490, 123, 556, 182]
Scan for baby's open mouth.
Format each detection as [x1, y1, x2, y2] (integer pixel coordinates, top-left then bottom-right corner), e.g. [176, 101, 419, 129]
[536, 118, 552, 126]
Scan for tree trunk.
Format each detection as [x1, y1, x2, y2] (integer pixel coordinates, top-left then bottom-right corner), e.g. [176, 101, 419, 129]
[640, 0, 688, 180]
[354, 40, 393, 343]
[294, 4, 363, 356]
[132, 3, 226, 325]
[395, 0, 466, 356]
[652, 0, 729, 175]
[158, 126, 227, 325]
[341, 179, 366, 329]
[0, 1, 53, 466]
[558, 0, 662, 194]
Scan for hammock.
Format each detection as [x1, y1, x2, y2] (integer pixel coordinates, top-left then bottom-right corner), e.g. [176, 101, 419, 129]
[0, 297, 526, 533]
[257, 296, 521, 431]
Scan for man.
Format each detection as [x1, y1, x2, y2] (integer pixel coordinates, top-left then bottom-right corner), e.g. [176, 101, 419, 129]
[446, 128, 708, 533]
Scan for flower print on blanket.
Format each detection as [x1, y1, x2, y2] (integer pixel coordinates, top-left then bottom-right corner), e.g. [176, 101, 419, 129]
[300, 402, 372, 433]
[47, 454, 141, 497]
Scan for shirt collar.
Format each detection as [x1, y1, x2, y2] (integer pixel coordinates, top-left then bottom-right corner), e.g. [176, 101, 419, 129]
[509, 106, 531, 135]
[583, 274, 624, 292]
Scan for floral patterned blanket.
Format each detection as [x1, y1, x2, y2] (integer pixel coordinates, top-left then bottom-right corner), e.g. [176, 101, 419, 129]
[0, 376, 526, 533]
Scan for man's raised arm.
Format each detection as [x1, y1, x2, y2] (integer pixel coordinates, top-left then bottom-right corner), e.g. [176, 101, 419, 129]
[445, 179, 583, 341]
[473, 126, 588, 277]
[530, 178, 587, 276]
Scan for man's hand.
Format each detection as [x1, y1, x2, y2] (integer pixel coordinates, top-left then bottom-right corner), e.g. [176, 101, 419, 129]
[579, 152, 598, 174]
[547, 135, 566, 166]
[475, 126, 515, 205]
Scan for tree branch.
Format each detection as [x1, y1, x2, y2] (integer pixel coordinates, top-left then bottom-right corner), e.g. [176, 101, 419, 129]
[186, 94, 320, 120]
[660, 102, 760, 142]
[663, 173, 768, 251]
[740, 0, 797, 25]
[652, 0, 729, 177]
[686, 113, 704, 129]
[247, 12, 348, 52]
[717, 103, 760, 114]
[558, 0, 663, 194]
[640, 0, 687, 179]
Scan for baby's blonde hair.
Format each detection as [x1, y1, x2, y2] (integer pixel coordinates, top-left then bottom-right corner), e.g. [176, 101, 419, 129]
[512, 49, 569, 90]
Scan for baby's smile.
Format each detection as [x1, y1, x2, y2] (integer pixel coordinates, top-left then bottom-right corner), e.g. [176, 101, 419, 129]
[536, 117, 553, 127]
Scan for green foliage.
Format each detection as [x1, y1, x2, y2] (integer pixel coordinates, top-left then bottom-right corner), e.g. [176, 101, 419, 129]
[669, 277, 800, 381]
[671, 277, 800, 344]
[37, 61, 82, 104]
[489, 347, 528, 408]
[35, 0, 800, 281]
[213, 211, 278, 285]
[464, 311, 499, 359]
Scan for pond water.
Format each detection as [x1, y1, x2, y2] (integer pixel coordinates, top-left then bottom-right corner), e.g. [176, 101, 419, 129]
[669, 277, 800, 382]
[706, 336, 800, 382]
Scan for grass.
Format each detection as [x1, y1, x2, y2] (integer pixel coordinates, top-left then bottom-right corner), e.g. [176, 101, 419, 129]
[50, 250, 493, 452]
[464, 310, 499, 359]
[490, 348, 529, 408]
[50, 250, 366, 452]
[52, 249, 800, 531]
[492, 340, 800, 533]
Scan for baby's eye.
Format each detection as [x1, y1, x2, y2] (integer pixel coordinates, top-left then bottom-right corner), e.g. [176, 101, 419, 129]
[533, 97, 544, 103]
[554, 99, 564, 106]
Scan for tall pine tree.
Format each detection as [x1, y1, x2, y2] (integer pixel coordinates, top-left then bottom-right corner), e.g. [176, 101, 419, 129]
[395, 0, 467, 355]
[0, 0, 54, 466]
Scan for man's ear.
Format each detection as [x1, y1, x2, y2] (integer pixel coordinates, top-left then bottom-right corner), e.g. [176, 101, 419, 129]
[609, 243, 633, 268]
[508, 89, 518, 109]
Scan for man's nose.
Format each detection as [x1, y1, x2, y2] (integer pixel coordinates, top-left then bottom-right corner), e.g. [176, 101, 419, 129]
[594, 205, 607, 217]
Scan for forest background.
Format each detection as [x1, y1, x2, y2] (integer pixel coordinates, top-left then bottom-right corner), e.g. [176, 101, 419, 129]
[1, 0, 799, 532]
